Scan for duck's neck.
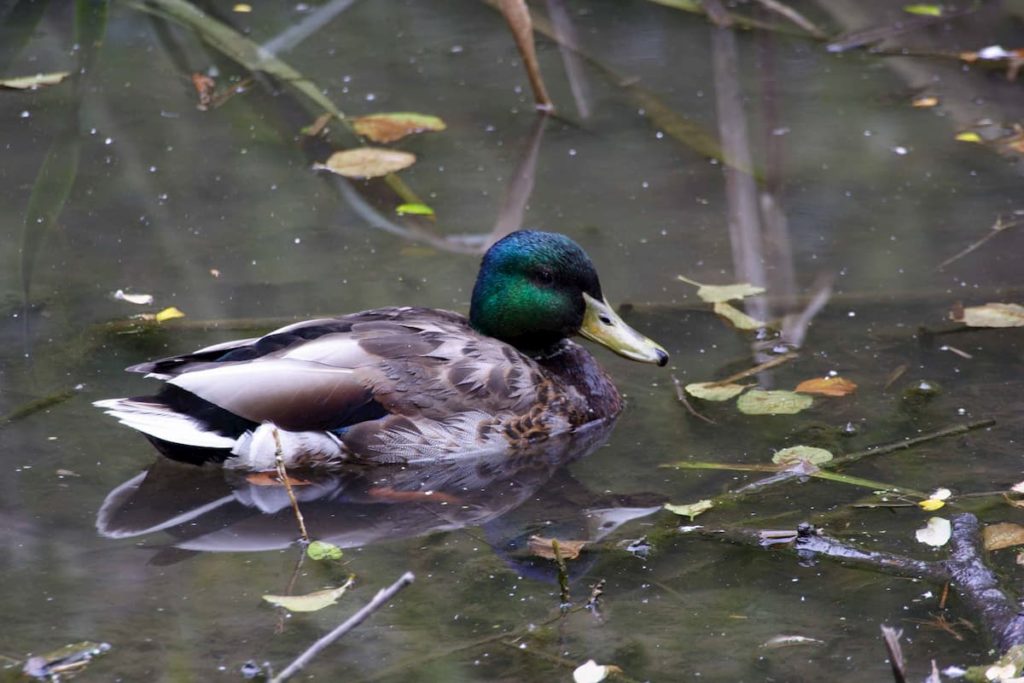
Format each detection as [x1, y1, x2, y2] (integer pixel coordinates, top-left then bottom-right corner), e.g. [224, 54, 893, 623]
[533, 340, 623, 420]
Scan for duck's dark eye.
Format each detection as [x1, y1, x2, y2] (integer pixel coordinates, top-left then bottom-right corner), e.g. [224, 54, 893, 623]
[536, 269, 554, 285]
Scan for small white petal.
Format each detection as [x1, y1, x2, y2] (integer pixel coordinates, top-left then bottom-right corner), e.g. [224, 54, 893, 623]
[930, 487, 953, 501]
[574, 660, 609, 683]
[915, 517, 952, 547]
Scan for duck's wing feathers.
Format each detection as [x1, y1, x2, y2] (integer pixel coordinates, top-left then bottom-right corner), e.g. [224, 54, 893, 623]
[135, 308, 544, 434]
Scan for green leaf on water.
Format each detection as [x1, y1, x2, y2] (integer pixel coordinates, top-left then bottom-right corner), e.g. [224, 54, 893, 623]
[771, 445, 834, 466]
[903, 4, 942, 16]
[263, 577, 354, 612]
[736, 390, 813, 415]
[664, 499, 714, 520]
[685, 381, 748, 401]
[396, 202, 435, 217]
[306, 540, 343, 561]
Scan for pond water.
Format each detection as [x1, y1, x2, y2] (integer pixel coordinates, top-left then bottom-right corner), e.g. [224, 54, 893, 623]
[2, 1, 1023, 681]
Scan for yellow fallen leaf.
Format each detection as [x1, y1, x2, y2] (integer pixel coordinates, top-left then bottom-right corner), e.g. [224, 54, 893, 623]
[313, 148, 416, 179]
[955, 131, 982, 143]
[0, 72, 71, 90]
[233, 3, 252, 11]
[677, 275, 765, 303]
[794, 376, 858, 397]
[713, 301, 765, 330]
[263, 578, 353, 612]
[155, 306, 185, 323]
[918, 498, 945, 511]
[664, 499, 714, 520]
[984, 522, 1024, 551]
[903, 4, 942, 17]
[950, 302, 1024, 328]
[912, 96, 939, 108]
[684, 381, 748, 401]
[527, 536, 587, 560]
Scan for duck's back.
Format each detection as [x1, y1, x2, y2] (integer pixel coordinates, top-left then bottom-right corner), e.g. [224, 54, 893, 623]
[99, 307, 622, 466]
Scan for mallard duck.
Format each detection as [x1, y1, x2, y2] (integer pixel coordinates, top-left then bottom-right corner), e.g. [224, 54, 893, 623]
[95, 230, 668, 469]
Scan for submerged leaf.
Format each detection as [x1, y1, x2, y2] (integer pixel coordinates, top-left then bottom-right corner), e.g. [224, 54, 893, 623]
[984, 522, 1024, 551]
[22, 642, 111, 679]
[528, 536, 587, 560]
[950, 302, 1024, 328]
[664, 499, 714, 520]
[0, 71, 71, 90]
[263, 579, 353, 612]
[771, 446, 833, 466]
[736, 390, 813, 415]
[912, 96, 939, 108]
[915, 517, 951, 547]
[113, 289, 154, 305]
[713, 301, 766, 330]
[685, 381, 748, 401]
[353, 112, 446, 143]
[677, 275, 765, 303]
[761, 635, 825, 649]
[306, 540, 343, 561]
[794, 376, 858, 397]
[313, 148, 416, 179]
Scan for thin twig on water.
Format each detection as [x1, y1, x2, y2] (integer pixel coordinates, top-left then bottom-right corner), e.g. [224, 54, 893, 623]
[271, 572, 416, 683]
[937, 215, 1020, 270]
[708, 351, 798, 387]
[273, 429, 309, 543]
[671, 374, 717, 425]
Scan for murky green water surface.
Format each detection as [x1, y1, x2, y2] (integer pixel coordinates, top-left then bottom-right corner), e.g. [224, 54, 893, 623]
[2, 1, 1023, 681]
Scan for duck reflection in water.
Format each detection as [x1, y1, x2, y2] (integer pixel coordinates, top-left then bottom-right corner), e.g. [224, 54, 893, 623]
[97, 419, 664, 571]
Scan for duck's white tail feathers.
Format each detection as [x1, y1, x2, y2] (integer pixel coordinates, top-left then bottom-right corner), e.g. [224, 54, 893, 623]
[93, 398, 237, 449]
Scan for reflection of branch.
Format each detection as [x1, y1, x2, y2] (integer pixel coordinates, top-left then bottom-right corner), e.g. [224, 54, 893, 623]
[489, 114, 549, 247]
[686, 514, 1024, 652]
[545, 0, 591, 119]
[937, 215, 1020, 271]
[261, 0, 357, 56]
[271, 572, 415, 683]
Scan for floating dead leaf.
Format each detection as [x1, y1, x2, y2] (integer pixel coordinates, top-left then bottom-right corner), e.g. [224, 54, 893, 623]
[955, 131, 982, 143]
[713, 301, 766, 330]
[56, 469, 80, 478]
[263, 578, 353, 612]
[395, 202, 435, 217]
[903, 4, 942, 16]
[0, 71, 70, 90]
[191, 72, 215, 110]
[736, 390, 813, 415]
[794, 376, 858, 397]
[771, 446, 833, 466]
[912, 96, 939, 108]
[677, 275, 765, 303]
[664, 499, 714, 520]
[113, 289, 154, 306]
[685, 381, 748, 401]
[307, 540, 343, 561]
[915, 516, 951, 547]
[984, 522, 1024, 551]
[154, 306, 185, 323]
[528, 535, 587, 560]
[918, 498, 945, 511]
[233, 2, 252, 11]
[950, 302, 1024, 328]
[353, 112, 447, 143]
[761, 635, 825, 649]
[573, 660, 622, 683]
[313, 148, 416, 179]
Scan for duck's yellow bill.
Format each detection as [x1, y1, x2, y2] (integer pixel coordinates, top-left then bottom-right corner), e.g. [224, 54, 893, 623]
[579, 293, 669, 366]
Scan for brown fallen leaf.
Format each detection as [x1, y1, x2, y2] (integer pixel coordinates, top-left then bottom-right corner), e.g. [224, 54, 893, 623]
[313, 148, 416, 179]
[794, 376, 858, 397]
[353, 112, 446, 144]
[528, 535, 586, 560]
[191, 72, 215, 110]
[983, 522, 1024, 551]
[912, 96, 939, 108]
[301, 112, 334, 137]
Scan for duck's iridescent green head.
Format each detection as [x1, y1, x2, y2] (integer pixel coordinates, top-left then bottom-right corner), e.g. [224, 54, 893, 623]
[470, 230, 668, 366]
